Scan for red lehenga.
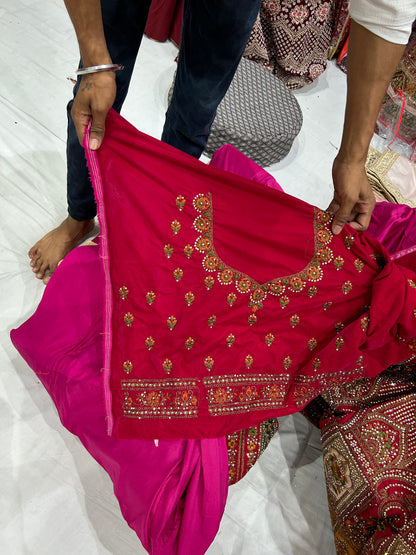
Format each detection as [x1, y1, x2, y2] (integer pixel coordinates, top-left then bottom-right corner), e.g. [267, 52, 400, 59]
[85, 109, 416, 441]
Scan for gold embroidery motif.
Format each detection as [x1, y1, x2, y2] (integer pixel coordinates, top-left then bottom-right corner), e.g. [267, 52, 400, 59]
[245, 354, 254, 369]
[146, 291, 156, 305]
[248, 313, 258, 326]
[265, 333, 275, 346]
[344, 234, 355, 249]
[289, 314, 300, 328]
[124, 312, 134, 327]
[308, 338, 317, 350]
[333, 255, 344, 270]
[145, 336, 155, 350]
[226, 333, 235, 347]
[207, 315, 216, 328]
[175, 195, 186, 211]
[171, 219, 181, 235]
[227, 292, 237, 306]
[185, 337, 195, 350]
[164, 244, 173, 258]
[184, 291, 195, 306]
[335, 336, 345, 351]
[123, 360, 133, 374]
[167, 315, 177, 331]
[162, 358, 172, 374]
[354, 258, 364, 273]
[204, 275, 214, 290]
[184, 244, 194, 259]
[280, 295, 290, 309]
[204, 356, 214, 371]
[119, 286, 129, 300]
[173, 267, 183, 282]
[342, 280, 353, 295]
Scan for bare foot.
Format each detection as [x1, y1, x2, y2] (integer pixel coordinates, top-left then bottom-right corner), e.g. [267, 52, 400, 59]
[29, 215, 95, 284]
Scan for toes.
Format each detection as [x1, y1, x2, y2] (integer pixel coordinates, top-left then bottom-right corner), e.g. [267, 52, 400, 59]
[43, 270, 52, 285]
[28, 245, 38, 259]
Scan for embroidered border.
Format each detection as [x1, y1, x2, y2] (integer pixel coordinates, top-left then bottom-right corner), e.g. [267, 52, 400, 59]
[122, 378, 199, 418]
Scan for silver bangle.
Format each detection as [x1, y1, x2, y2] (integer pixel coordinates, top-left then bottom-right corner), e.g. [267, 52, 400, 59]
[75, 63, 124, 76]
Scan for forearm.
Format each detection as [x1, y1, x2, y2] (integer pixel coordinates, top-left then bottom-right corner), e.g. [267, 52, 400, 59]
[64, 0, 111, 66]
[338, 20, 405, 164]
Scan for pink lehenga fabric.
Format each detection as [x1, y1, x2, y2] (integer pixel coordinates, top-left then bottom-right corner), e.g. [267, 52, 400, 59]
[244, 0, 335, 89]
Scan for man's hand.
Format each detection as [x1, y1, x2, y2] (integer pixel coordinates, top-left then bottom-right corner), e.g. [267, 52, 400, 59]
[327, 155, 376, 235]
[71, 70, 116, 150]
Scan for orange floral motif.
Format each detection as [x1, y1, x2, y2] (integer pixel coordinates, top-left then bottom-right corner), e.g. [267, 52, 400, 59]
[193, 215, 210, 233]
[308, 338, 317, 350]
[323, 302, 332, 311]
[236, 276, 252, 294]
[248, 313, 258, 326]
[193, 193, 210, 212]
[173, 268, 183, 282]
[202, 255, 219, 272]
[184, 244, 194, 259]
[171, 219, 181, 235]
[316, 228, 332, 244]
[342, 280, 353, 295]
[268, 279, 285, 297]
[185, 337, 195, 350]
[316, 210, 332, 224]
[283, 356, 292, 370]
[333, 256, 344, 270]
[280, 295, 290, 309]
[218, 269, 234, 285]
[335, 322, 345, 333]
[265, 333, 275, 346]
[344, 235, 355, 249]
[123, 360, 133, 374]
[354, 259, 364, 272]
[316, 246, 333, 264]
[119, 286, 129, 300]
[306, 266, 322, 282]
[288, 276, 305, 293]
[227, 292, 237, 306]
[213, 387, 227, 404]
[335, 336, 344, 351]
[308, 286, 318, 298]
[361, 316, 369, 331]
[167, 315, 177, 331]
[250, 287, 267, 307]
[175, 195, 186, 211]
[146, 291, 156, 305]
[245, 354, 254, 368]
[312, 357, 321, 370]
[204, 356, 214, 371]
[204, 275, 215, 290]
[290, 314, 300, 328]
[408, 279, 416, 290]
[124, 312, 134, 327]
[267, 384, 282, 401]
[164, 244, 173, 258]
[162, 358, 173, 374]
[208, 315, 216, 328]
[226, 333, 235, 347]
[195, 236, 212, 253]
[184, 291, 195, 306]
[145, 336, 155, 350]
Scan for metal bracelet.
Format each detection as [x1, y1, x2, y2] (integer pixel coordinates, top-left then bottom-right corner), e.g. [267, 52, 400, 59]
[75, 63, 124, 76]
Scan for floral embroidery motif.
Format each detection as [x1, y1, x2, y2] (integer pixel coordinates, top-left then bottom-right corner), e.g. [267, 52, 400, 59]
[306, 266, 322, 282]
[195, 236, 212, 253]
[312, 358, 321, 371]
[124, 312, 134, 327]
[227, 292, 237, 306]
[290, 314, 300, 328]
[171, 220, 181, 235]
[236, 277, 252, 294]
[344, 235, 355, 249]
[226, 333, 235, 347]
[245, 355, 254, 369]
[308, 338, 317, 350]
[184, 244, 194, 259]
[248, 313, 258, 326]
[316, 247, 333, 265]
[269, 279, 285, 296]
[175, 195, 186, 211]
[193, 193, 211, 212]
[204, 275, 215, 290]
[323, 302, 332, 311]
[164, 244, 174, 259]
[162, 358, 173, 374]
[333, 256, 344, 270]
[194, 215, 210, 233]
[145, 336, 155, 350]
[146, 291, 156, 305]
[249, 287, 267, 308]
[202, 255, 219, 272]
[280, 295, 290, 309]
[288, 276, 306, 293]
[185, 337, 195, 350]
[119, 286, 129, 300]
[361, 316, 369, 331]
[265, 333, 275, 346]
[208, 315, 216, 328]
[283, 356, 292, 370]
[335, 322, 345, 333]
[167, 315, 177, 331]
[184, 291, 195, 307]
[173, 268, 183, 282]
[218, 269, 234, 285]
[342, 281, 353, 295]
[409, 279, 416, 290]
[204, 356, 214, 371]
[123, 360, 133, 374]
[308, 286, 318, 298]
[354, 259, 364, 273]
[335, 337, 345, 351]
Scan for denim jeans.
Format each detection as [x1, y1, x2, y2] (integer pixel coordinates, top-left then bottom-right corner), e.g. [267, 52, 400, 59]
[66, 0, 261, 221]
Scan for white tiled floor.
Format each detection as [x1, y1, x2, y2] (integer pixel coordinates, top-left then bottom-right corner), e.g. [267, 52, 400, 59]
[0, 2, 349, 553]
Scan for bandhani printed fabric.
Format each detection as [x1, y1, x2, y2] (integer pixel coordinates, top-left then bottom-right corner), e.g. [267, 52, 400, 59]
[85, 109, 416, 441]
[318, 366, 416, 554]
[243, 0, 335, 89]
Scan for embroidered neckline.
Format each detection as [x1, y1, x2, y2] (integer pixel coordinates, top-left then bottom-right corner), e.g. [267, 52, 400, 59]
[192, 193, 334, 304]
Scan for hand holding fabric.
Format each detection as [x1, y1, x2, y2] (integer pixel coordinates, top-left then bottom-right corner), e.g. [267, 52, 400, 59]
[71, 71, 116, 150]
[328, 155, 376, 235]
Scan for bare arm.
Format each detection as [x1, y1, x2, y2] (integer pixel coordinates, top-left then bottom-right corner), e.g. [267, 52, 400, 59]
[64, 0, 116, 149]
[329, 20, 406, 234]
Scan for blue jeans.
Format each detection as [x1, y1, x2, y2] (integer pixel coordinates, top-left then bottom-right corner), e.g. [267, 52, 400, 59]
[66, 0, 261, 221]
